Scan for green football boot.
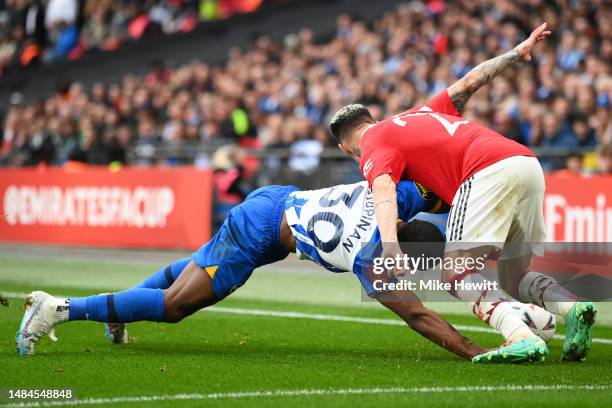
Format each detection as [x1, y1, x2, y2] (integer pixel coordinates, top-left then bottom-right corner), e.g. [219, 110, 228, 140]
[562, 301, 597, 362]
[472, 337, 548, 364]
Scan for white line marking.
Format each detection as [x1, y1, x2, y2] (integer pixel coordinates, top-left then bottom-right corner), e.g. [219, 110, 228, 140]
[4, 292, 612, 344]
[204, 306, 612, 344]
[1, 384, 610, 408]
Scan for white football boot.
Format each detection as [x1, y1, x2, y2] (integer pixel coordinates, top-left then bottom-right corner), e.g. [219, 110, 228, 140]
[16, 291, 68, 356]
[105, 323, 128, 344]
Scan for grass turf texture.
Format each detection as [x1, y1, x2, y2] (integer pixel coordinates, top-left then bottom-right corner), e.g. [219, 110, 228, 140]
[1, 255, 611, 407]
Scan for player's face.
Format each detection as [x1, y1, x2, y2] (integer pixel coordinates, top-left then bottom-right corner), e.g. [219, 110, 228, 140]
[338, 142, 360, 162]
[338, 131, 361, 162]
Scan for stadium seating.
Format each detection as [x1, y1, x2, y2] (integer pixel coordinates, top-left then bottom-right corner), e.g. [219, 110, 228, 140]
[1, 0, 610, 178]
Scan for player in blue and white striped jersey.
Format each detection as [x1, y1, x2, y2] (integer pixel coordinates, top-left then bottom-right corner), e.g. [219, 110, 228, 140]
[17, 181, 491, 361]
[285, 180, 447, 295]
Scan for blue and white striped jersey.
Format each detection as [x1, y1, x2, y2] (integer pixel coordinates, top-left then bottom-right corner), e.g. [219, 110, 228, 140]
[284, 180, 442, 273]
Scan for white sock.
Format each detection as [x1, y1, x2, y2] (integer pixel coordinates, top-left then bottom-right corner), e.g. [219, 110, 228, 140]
[490, 303, 535, 342]
[451, 272, 535, 342]
[54, 298, 70, 323]
[518, 271, 576, 318]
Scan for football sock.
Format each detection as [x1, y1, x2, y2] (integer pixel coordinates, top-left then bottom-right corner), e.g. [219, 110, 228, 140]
[518, 271, 576, 318]
[132, 258, 191, 290]
[449, 271, 535, 342]
[68, 288, 165, 322]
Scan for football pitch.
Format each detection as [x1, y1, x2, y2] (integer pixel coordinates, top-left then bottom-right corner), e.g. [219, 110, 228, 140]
[1, 250, 611, 407]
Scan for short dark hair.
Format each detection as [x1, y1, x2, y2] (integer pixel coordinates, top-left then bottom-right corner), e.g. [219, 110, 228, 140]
[397, 220, 444, 243]
[329, 104, 374, 143]
[397, 220, 445, 267]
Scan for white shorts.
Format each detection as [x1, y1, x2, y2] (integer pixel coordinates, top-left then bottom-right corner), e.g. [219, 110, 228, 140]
[445, 156, 546, 258]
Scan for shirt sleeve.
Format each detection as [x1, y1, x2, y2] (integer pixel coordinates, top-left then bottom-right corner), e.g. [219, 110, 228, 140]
[395, 181, 442, 220]
[425, 89, 461, 117]
[361, 148, 406, 187]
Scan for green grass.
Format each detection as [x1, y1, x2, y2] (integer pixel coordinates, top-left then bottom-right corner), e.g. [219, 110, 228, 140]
[1, 256, 611, 407]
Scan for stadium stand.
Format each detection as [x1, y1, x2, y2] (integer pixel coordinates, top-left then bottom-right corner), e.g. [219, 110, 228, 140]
[0, 0, 270, 73]
[1, 0, 610, 180]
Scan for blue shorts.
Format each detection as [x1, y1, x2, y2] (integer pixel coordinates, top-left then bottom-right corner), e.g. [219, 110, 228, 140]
[192, 185, 299, 299]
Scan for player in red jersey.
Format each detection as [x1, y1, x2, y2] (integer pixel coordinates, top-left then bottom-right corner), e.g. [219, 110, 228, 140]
[330, 23, 597, 363]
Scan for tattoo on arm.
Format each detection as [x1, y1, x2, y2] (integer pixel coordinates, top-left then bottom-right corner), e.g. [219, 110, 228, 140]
[448, 48, 520, 113]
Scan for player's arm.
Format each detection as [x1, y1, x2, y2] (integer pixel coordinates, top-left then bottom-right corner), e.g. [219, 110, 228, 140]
[373, 174, 400, 242]
[366, 149, 408, 275]
[376, 291, 486, 360]
[372, 174, 405, 273]
[447, 22, 551, 113]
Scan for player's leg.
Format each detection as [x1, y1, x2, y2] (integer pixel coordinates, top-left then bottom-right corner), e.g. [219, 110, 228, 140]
[442, 247, 540, 343]
[494, 158, 597, 361]
[132, 258, 192, 290]
[15, 260, 222, 355]
[71, 259, 217, 324]
[443, 173, 536, 343]
[162, 261, 219, 322]
[105, 257, 193, 343]
[498, 256, 578, 321]
[17, 206, 259, 356]
[442, 162, 547, 363]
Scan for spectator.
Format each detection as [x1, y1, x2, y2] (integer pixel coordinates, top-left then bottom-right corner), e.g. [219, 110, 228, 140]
[0, 0, 270, 75]
[595, 143, 612, 175]
[46, 20, 79, 61]
[556, 153, 583, 177]
[45, 0, 77, 29]
[211, 144, 251, 229]
[1, 0, 610, 173]
[81, 4, 111, 50]
[572, 116, 598, 148]
[540, 113, 578, 148]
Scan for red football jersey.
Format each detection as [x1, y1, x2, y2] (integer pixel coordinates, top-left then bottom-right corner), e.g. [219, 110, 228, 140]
[359, 90, 535, 204]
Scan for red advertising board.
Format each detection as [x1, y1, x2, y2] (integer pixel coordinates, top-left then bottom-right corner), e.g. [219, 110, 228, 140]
[0, 168, 608, 248]
[0, 167, 212, 249]
[544, 174, 612, 242]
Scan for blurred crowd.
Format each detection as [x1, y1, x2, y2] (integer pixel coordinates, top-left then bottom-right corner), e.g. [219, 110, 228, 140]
[1, 0, 611, 175]
[0, 0, 267, 74]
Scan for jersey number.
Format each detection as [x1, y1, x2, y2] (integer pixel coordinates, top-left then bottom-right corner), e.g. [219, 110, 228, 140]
[392, 106, 469, 136]
[306, 185, 365, 253]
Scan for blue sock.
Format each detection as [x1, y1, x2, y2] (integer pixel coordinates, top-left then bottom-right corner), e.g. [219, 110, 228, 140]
[69, 288, 165, 322]
[132, 258, 190, 290]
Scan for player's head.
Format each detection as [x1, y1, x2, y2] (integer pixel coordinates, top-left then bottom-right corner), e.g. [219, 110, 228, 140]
[396, 220, 445, 269]
[397, 220, 445, 243]
[329, 104, 375, 160]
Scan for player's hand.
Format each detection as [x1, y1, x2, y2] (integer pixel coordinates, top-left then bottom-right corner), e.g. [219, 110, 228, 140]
[515, 22, 551, 62]
[382, 241, 406, 278]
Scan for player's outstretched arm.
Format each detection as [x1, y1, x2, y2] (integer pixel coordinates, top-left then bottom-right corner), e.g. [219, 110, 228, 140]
[447, 22, 551, 113]
[377, 291, 486, 360]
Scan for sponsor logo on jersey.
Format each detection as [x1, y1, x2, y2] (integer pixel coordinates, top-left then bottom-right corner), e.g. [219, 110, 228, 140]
[414, 182, 433, 200]
[363, 159, 373, 177]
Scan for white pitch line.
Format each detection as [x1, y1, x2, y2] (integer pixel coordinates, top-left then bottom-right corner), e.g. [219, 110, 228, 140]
[3, 292, 612, 345]
[1, 384, 610, 408]
[204, 306, 612, 344]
